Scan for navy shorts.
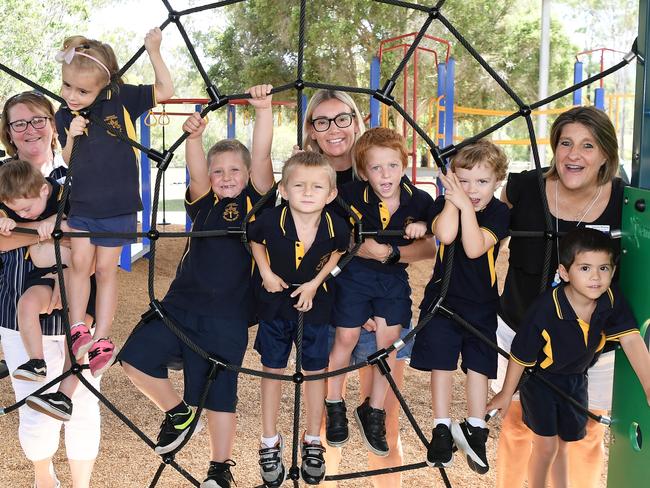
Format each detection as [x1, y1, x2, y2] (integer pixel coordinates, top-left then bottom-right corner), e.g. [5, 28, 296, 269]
[410, 298, 498, 378]
[119, 303, 248, 413]
[327, 323, 414, 363]
[332, 259, 411, 328]
[520, 371, 588, 441]
[68, 213, 137, 247]
[255, 318, 330, 371]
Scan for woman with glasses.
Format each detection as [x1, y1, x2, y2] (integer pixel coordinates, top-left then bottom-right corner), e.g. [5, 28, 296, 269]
[300, 90, 436, 488]
[0, 91, 100, 488]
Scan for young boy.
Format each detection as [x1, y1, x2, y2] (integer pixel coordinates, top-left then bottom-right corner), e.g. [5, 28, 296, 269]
[119, 84, 276, 488]
[0, 159, 70, 382]
[326, 127, 435, 457]
[248, 151, 349, 487]
[410, 140, 509, 473]
[488, 227, 650, 488]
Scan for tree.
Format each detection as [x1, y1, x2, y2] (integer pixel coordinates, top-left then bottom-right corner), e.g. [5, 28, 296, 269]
[0, 0, 107, 100]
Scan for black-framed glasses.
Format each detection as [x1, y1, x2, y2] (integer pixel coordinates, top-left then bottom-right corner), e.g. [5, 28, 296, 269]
[311, 112, 355, 132]
[8, 116, 50, 133]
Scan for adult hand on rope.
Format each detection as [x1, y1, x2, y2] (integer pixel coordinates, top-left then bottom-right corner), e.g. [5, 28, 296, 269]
[144, 27, 163, 54]
[36, 217, 55, 241]
[182, 112, 207, 140]
[291, 280, 318, 312]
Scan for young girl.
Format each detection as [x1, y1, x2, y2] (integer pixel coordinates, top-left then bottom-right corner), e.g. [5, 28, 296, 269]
[25, 29, 173, 421]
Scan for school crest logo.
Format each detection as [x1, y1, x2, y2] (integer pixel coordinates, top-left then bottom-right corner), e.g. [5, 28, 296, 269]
[104, 115, 122, 135]
[223, 203, 240, 222]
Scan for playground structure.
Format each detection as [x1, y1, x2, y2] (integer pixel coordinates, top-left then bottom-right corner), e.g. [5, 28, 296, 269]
[0, 1, 648, 486]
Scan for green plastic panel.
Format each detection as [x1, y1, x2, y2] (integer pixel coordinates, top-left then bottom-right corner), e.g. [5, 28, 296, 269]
[607, 187, 650, 487]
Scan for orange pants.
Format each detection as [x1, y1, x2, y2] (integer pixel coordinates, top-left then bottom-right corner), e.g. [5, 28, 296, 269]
[497, 400, 607, 488]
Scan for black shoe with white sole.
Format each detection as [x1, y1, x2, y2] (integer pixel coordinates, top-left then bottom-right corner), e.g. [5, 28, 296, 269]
[427, 423, 454, 468]
[13, 358, 47, 382]
[354, 397, 388, 456]
[0, 359, 9, 380]
[25, 392, 73, 421]
[451, 419, 489, 474]
[200, 459, 236, 488]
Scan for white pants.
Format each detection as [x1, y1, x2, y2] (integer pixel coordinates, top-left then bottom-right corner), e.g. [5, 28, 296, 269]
[0, 327, 101, 461]
[492, 316, 615, 409]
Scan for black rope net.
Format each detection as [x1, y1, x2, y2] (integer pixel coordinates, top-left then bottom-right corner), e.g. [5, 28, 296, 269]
[0, 0, 636, 486]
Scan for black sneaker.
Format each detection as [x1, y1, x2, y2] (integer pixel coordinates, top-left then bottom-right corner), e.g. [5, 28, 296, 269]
[427, 423, 454, 468]
[451, 420, 489, 474]
[258, 435, 286, 488]
[301, 440, 326, 485]
[354, 397, 388, 456]
[325, 400, 349, 447]
[200, 459, 236, 488]
[13, 358, 47, 382]
[154, 406, 203, 455]
[0, 359, 10, 380]
[25, 392, 73, 421]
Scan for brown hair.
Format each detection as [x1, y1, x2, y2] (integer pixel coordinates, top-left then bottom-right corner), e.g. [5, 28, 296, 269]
[0, 159, 48, 203]
[281, 151, 336, 189]
[0, 91, 57, 158]
[206, 139, 252, 170]
[547, 106, 619, 185]
[61, 35, 122, 85]
[451, 139, 508, 181]
[353, 127, 408, 176]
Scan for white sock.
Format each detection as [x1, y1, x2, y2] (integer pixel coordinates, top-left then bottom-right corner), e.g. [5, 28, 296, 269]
[304, 434, 321, 445]
[467, 417, 487, 428]
[261, 434, 280, 448]
[325, 399, 343, 405]
[434, 418, 451, 428]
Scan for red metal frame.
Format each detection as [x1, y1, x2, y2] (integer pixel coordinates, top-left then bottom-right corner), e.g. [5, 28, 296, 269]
[378, 33, 451, 188]
[575, 47, 627, 88]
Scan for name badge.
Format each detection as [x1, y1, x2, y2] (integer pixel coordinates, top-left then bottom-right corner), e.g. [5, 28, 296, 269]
[585, 224, 610, 234]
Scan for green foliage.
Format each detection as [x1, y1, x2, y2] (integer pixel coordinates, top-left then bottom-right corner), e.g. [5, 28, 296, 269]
[0, 0, 105, 99]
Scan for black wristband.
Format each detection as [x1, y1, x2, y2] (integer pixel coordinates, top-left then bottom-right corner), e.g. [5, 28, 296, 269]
[384, 244, 401, 265]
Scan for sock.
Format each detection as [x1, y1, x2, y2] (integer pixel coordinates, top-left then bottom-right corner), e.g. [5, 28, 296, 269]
[261, 434, 280, 448]
[467, 417, 487, 429]
[325, 399, 343, 405]
[304, 434, 321, 445]
[166, 402, 190, 417]
[434, 418, 451, 428]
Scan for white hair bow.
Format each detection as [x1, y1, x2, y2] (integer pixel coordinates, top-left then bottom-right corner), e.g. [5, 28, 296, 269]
[55, 47, 76, 65]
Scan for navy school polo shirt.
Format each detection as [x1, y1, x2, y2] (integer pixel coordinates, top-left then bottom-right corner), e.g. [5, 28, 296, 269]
[420, 196, 510, 311]
[511, 284, 639, 374]
[248, 204, 349, 324]
[163, 182, 275, 320]
[336, 175, 436, 273]
[54, 84, 155, 219]
[0, 177, 67, 222]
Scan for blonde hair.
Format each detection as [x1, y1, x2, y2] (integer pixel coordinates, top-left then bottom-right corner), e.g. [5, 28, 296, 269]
[302, 90, 366, 153]
[61, 36, 121, 85]
[0, 91, 57, 158]
[0, 159, 47, 203]
[451, 139, 508, 181]
[281, 151, 336, 189]
[206, 139, 251, 170]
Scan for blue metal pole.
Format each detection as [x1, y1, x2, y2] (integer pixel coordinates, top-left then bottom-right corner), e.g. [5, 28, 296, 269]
[437, 62, 446, 148]
[444, 58, 455, 158]
[227, 104, 236, 139]
[573, 61, 583, 105]
[631, 0, 650, 188]
[594, 87, 605, 110]
[370, 56, 381, 128]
